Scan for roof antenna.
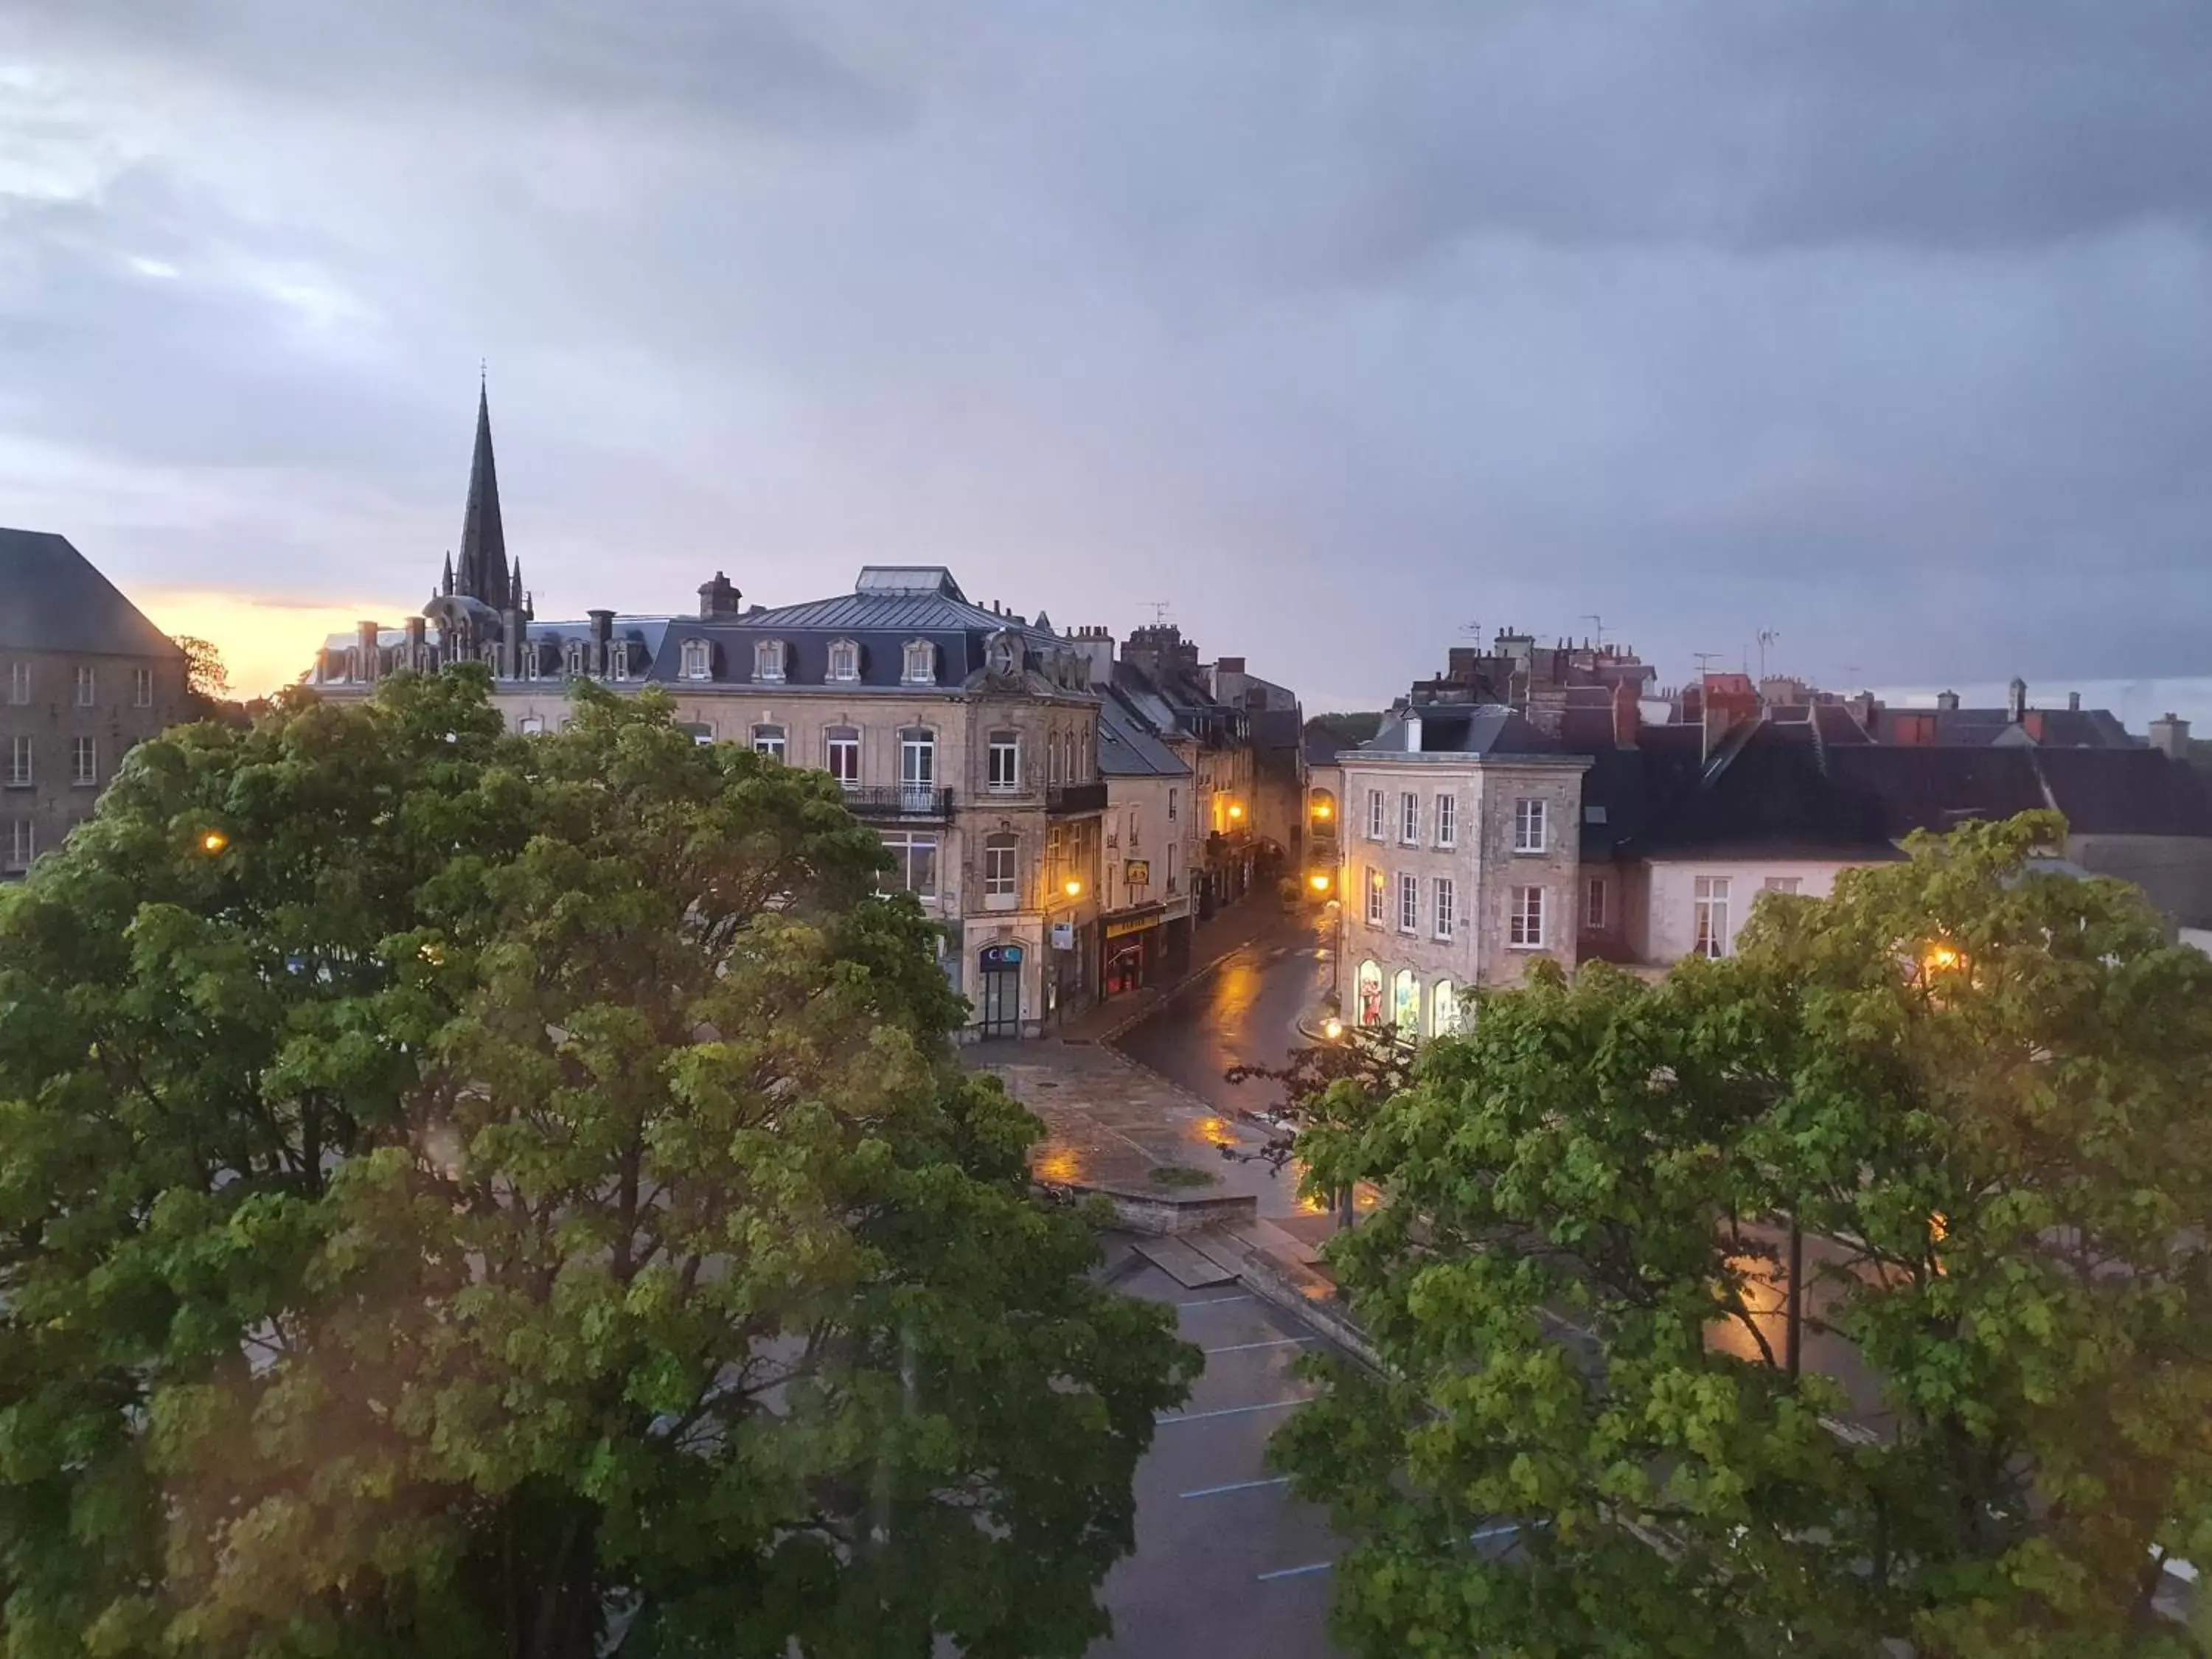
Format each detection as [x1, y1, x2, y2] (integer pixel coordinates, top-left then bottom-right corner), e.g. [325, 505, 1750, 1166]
[1756, 627, 1780, 681]
[1692, 652, 1720, 679]
[1580, 613, 1604, 648]
[1146, 602, 1172, 625]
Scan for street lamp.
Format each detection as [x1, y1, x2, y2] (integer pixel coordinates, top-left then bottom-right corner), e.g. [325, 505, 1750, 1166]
[1321, 1016, 1344, 1041]
[1062, 877, 1084, 899]
[1227, 803, 1244, 822]
[197, 829, 229, 855]
[1308, 872, 1331, 894]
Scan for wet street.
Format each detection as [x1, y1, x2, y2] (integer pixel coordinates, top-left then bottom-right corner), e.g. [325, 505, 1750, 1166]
[1116, 904, 1333, 1124]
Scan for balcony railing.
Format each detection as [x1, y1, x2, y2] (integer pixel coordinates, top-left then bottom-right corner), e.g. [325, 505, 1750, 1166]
[1046, 781, 1109, 815]
[840, 785, 955, 818]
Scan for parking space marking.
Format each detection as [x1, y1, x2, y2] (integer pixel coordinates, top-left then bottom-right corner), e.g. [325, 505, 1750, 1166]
[1203, 1337, 1313, 1354]
[1175, 1293, 1257, 1308]
[1256, 1560, 1334, 1582]
[1179, 1475, 1292, 1500]
[1156, 1397, 1315, 1424]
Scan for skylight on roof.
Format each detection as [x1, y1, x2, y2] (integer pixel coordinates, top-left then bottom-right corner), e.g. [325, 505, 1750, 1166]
[854, 566, 964, 599]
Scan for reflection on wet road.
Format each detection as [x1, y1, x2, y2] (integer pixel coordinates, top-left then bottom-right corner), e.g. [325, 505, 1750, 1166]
[1115, 908, 1332, 1122]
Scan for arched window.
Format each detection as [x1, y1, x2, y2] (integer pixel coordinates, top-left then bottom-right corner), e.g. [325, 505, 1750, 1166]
[827, 639, 860, 682]
[680, 638, 712, 680]
[754, 639, 786, 683]
[825, 725, 860, 786]
[1356, 961, 1382, 1027]
[1432, 979, 1460, 1037]
[1391, 970, 1419, 1038]
[902, 640, 936, 684]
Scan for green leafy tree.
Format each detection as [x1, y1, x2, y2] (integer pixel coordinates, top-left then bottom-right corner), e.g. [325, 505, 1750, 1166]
[0, 670, 1192, 1658]
[1280, 813, 2212, 1658]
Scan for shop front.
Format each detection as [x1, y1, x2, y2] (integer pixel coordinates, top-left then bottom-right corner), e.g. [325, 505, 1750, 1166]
[1100, 904, 1168, 998]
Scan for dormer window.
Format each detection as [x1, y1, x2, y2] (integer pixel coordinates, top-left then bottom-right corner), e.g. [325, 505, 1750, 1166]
[680, 638, 712, 681]
[828, 639, 860, 682]
[564, 639, 586, 679]
[754, 639, 787, 683]
[608, 641, 630, 681]
[987, 632, 1020, 678]
[902, 639, 936, 684]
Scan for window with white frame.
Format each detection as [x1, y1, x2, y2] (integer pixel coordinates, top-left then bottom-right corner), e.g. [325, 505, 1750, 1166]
[7, 661, 27, 704]
[1509, 885, 1546, 948]
[826, 726, 860, 787]
[5, 818, 31, 871]
[754, 639, 786, 682]
[6, 737, 29, 787]
[1048, 731, 1063, 786]
[74, 665, 95, 707]
[72, 736, 97, 786]
[751, 724, 787, 761]
[1435, 875, 1456, 940]
[1694, 875, 1731, 959]
[518, 714, 546, 735]
[987, 731, 1020, 791]
[828, 639, 860, 682]
[902, 640, 936, 684]
[880, 832, 939, 899]
[1514, 797, 1548, 853]
[1399, 791, 1419, 844]
[134, 667, 153, 707]
[1585, 874, 1607, 930]
[1167, 787, 1178, 821]
[565, 640, 587, 678]
[899, 728, 935, 799]
[1366, 789, 1385, 840]
[1166, 842, 1180, 893]
[1436, 793, 1456, 848]
[524, 645, 542, 681]
[608, 640, 630, 681]
[984, 834, 1019, 908]
[1365, 865, 1385, 926]
[1398, 871, 1419, 933]
[1763, 875, 1802, 895]
[680, 639, 712, 680]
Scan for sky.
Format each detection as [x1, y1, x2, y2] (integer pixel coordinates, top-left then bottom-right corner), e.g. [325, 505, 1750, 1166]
[3, 2, 2209, 714]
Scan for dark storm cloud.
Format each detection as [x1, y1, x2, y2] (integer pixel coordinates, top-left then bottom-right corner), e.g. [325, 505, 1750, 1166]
[2, 0, 2209, 708]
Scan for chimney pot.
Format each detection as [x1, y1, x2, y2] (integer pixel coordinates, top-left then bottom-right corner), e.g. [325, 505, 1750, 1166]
[2008, 677, 2028, 723]
[2068, 690, 2081, 712]
[2149, 713, 2191, 761]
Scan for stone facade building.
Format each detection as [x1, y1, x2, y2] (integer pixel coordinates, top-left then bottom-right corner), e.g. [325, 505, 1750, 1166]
[315, 389, 1107, 1040]
[1332, 706, 1590, 1039]
[1, 527, 191, 880]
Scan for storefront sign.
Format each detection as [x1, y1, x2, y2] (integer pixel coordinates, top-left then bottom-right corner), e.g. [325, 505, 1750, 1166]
[978, 944, 1024, 970]
[1050, 922, 1075, 950]
[1105, 911, 1164, 941]
[1124, 858, 1151, 886]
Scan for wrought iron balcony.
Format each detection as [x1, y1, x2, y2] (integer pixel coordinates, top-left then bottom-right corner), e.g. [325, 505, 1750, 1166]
[839, 785, 955, 818]
[1046, 781, 1109, 815]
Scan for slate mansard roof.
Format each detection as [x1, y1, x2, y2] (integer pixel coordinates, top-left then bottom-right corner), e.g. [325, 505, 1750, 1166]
[0, 527, 184, 659]
[328, 566, 1090, 694]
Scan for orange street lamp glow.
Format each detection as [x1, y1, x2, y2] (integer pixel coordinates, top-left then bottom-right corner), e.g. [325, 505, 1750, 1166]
[1309, 872, 1331, 893]
[1227, 803, 1244, 821]
[1322, 1017, 1344, 1040]
[1313, 801, 1332, 820]
[1063, 878, 1084, 898]
[198, 830, 229, 855]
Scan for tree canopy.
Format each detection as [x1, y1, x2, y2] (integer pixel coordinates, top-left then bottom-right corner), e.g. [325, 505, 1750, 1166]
[0, 669, 1192, 1658]
[1280, 813, 2212, 1658]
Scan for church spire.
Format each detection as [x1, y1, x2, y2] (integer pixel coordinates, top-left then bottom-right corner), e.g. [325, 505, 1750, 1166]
[453, 378, 510, 608]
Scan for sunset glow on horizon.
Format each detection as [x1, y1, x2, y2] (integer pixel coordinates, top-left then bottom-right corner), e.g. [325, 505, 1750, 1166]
[138, 588, 414, 698]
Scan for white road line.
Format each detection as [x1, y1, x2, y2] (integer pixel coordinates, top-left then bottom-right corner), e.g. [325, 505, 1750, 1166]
[1203, 1337, 1314, 1354]
[1179, 1475, 1291, 1500]
[1471, 1523, 1521, 1543]
[1175, 1293, 1256, 1309]
[1256, 1560, 1333, 1582]
[1155, 1397, 1315, 1424]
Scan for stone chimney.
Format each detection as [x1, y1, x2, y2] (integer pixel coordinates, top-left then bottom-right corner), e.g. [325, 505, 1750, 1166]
[698, 571, 742, 620]
[2149, 713, 2191, 761]
[2008, 677, 2028, 723]
[2068, 690, 2081, 712]
[1613, 678, 1641, 749]
[403, 615, 426, 671]
[355, 620, 380, 684]
[1068, 625, 1117, 685]
[588, 608, 615, 677]
[1701, 675, 1760, 762]
[1936, 689, 1960, 712]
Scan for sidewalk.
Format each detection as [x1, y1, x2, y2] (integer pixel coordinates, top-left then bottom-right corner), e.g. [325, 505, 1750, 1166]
[1051, 897, 1304, 1045]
